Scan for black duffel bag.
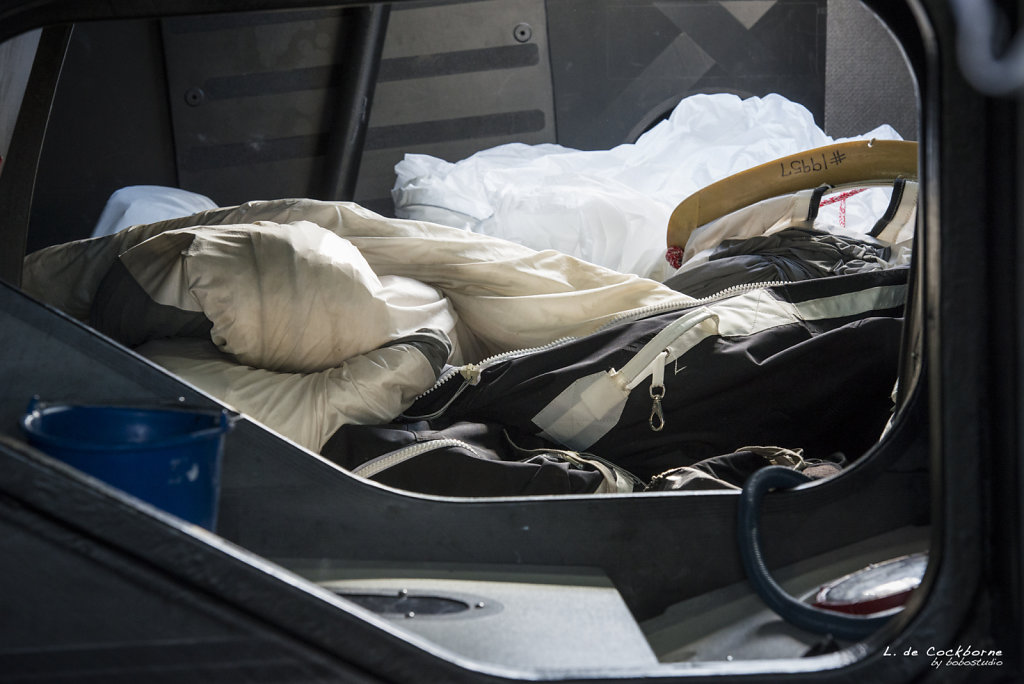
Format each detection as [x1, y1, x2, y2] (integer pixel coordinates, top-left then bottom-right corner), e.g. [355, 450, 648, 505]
[402, 268, 906, 482]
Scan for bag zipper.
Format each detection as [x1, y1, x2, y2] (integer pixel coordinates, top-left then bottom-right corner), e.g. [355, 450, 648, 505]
[351, 438, 483, 478]
[612, 308, 717, 432]
[352, 434, 645, 493]
[405, 280, 792, 420]
[404, 334, 583, 419]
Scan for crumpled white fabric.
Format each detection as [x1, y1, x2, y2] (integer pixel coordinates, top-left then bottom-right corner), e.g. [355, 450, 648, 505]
[22, 200, 688, 448]
[24, 199, 688, 360]
[392, 93, 903, 280]
[135, 337, 439, 452]
[91, 185, 218, 238]
[116, 220, 462, 373]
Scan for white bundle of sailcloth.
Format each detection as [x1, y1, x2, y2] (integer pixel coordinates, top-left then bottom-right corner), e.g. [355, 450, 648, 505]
[22, 199, 690, 453]
[392, 93, 903, 281]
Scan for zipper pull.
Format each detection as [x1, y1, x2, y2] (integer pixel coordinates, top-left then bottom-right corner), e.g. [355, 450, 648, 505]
[460, 364, 482, 385]
[648, 351, 668, 432]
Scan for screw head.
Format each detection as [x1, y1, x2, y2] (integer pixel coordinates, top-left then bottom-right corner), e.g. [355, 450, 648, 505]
[513, 23, 533, 43]
[184, 87, 205, 107]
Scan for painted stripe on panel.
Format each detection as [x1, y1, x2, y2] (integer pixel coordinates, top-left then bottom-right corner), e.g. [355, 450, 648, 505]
[198, 44, 541, 101]
[181, 109, 545, 170]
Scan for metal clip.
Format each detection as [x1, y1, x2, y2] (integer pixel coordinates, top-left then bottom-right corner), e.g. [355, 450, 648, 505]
[649, 385, 665, 431]
[648, 351, 668, 432]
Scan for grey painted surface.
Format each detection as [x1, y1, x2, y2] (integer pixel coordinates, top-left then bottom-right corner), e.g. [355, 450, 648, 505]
[825, 0, 919, 140]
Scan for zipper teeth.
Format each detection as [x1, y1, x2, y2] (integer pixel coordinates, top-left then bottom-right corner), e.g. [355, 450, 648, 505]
[412, 280, 791, 405]
[410, 333, 582, 408]
[438, 334, 579, 386]
[351, 438, 481, 478]
[594, 279, 792, 332]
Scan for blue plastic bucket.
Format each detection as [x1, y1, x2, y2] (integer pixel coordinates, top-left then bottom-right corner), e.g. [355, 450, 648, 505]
[20, 400, 233, 530]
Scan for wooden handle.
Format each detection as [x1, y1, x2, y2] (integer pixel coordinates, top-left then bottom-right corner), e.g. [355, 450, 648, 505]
[667, 139, 918, 249]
